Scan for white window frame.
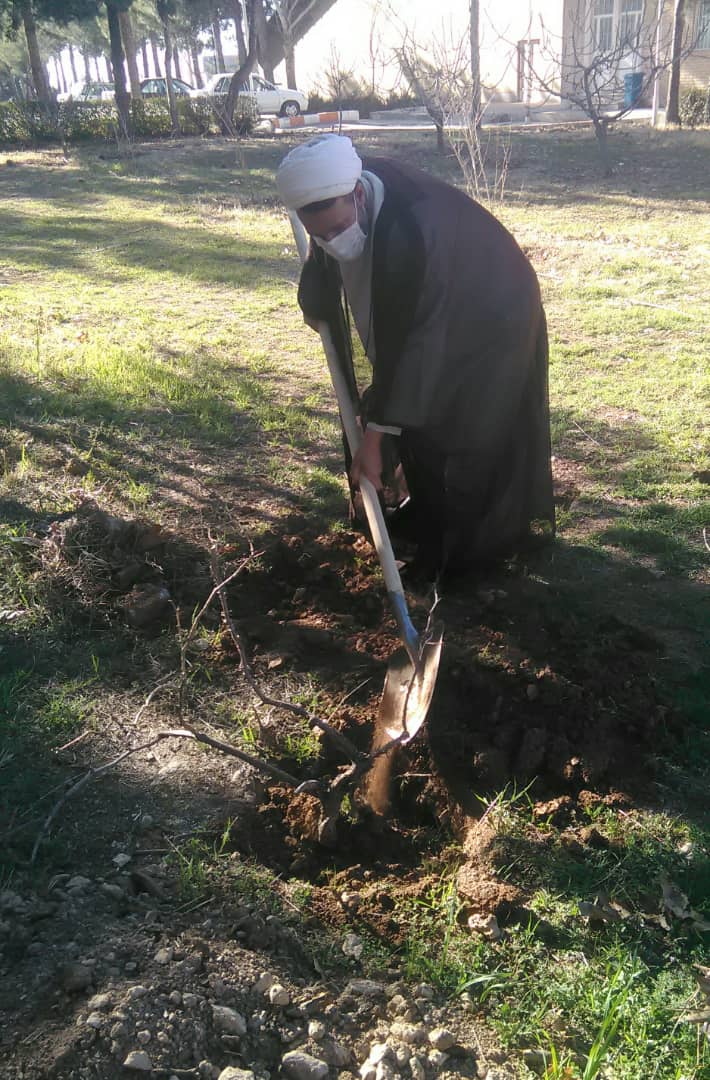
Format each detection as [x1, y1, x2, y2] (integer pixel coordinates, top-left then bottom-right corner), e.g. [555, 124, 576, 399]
[697, 0, 710, 49]
[591, 0, 644, 53]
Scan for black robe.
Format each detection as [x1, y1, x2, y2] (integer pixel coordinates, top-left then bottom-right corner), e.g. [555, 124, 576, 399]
[298, 156, 555, 573]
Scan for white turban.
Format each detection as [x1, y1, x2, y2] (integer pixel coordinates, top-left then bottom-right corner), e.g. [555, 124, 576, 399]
[276, 134, 362, 210]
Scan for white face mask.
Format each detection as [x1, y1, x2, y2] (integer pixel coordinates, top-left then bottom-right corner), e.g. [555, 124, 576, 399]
[313, 195, 367, 262]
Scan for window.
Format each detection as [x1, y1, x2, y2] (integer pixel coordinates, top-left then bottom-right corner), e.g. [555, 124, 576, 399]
[592, 0, 643, 52]
[593, 0, 614, 51]
[619, 0, 643, 47]
[698, 0, 710, 49]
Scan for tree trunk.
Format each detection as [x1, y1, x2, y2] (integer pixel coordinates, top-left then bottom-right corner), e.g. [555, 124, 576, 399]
[190, 41, 204, 88]
[253, 0, 274, 79]
[212, 17, 226, 71]
[82, 48, 91, 80]
[233, 0, 247, 66]
[469, 0, 481, 123]
[285, 44, 296, 88]
[593, 117, 612, 176]
[141, 40, 149, 78]
[68, 43, 78, 83]
[665, 0, 685, 123]
[150, 32, 162, 77]
[93, 56, 101, 81]
[173, 44, 182, 80]
[21, 0, 51, 103]
[106, 2, 131, 135]
[119, 8, 142, 98]
[161, 12, 179, 133]
[104, 52, 114, 80]
[223, 0, 257, 132]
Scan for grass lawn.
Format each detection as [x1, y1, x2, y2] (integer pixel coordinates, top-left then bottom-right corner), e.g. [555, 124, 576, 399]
[0, 124, 708, 1079]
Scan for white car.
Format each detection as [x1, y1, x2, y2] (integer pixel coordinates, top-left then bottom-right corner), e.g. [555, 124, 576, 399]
[196, 73, 308, 117]
[57, 80, 114, 104]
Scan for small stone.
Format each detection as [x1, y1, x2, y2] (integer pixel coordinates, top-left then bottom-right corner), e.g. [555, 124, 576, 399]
[410, 1055, 426, 1080]
[211, 1005, 247, 1036]
[367, 1043, 393, 1066]
[342, 932, 364, 959]
[428, 1049, 449, 1069]
[308, 1020, 326, 1041]
[127, 985, 148, 1001]
[428, 1028, 456, 1051]
[101, 884, 125, 901]
[88, 992, 112, 1012]
[253, 971, 276, 993]
[183, 992, 198, 1008]
[122, 1050, 153, 1071]
[395, 1045, 411, 1067]
[268, 983, 290, 1006]
[218, 1069, 257, 1080]
[169, 990, 182, 1006]
[111, 1022, 126, 1039]
[347, 978, 385, 997]
[67, 875, 92, 891]
[413, 984, 435, 1000]
[281, 1050, 329, 1080]
[136, 1030, 151, 1045]
[326, 1039, 351, 1067]
[467, 913, 503, 941]
[113, 853, 132, 868]
[389, 1021, 427, 1046]
[124, 961, 138, 973]
[154, 946, 174, 964]
[86, 1012, 105, 1029]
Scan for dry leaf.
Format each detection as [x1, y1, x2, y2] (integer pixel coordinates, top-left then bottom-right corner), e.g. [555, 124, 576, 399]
[661, 878, 691, 920]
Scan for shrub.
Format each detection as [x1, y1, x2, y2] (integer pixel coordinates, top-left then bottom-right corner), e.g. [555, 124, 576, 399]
[0, 94, 257, 145]
[678, 85, 710, 127]
[306, 88, 420, 119]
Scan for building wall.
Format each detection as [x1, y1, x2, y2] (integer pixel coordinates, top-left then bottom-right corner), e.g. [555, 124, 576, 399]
[561, 0, 710, 106]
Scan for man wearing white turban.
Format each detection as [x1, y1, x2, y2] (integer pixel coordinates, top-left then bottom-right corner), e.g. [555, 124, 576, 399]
[277, 134, 555, 578]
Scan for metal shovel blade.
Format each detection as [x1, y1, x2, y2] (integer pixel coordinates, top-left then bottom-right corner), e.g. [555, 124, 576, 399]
[380, 622, 444, 743]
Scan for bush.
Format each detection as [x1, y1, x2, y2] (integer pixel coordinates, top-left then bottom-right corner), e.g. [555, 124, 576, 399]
[306, 88, 420, 119]
[0, 94, 258, 145]
[678, 85, 710, 127]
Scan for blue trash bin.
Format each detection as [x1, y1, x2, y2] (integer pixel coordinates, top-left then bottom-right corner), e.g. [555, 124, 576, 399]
[624, 71, 643, 108]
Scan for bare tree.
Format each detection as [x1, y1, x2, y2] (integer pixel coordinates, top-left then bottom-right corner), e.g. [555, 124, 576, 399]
[521, 2, 707, 174]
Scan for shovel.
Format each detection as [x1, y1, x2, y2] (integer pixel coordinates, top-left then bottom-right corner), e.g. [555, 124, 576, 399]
[289, 214, 443, 745]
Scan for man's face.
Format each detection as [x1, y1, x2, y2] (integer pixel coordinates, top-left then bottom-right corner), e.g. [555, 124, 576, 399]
[297, 183, 366, 241]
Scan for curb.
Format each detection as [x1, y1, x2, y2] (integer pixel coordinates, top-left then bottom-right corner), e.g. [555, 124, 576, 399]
[271, 110, 360, 131]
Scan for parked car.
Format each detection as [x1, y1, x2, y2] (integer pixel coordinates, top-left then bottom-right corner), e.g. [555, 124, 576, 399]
[196, 72, 308, 117]
[140, 77, 194, 98]
[57, 80, 114, 104]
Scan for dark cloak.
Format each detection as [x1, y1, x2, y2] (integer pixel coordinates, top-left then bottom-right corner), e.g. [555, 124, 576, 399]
[298, 155, 555, 571]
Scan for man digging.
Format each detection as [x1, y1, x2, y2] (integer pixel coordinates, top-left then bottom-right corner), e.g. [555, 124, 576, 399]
[277, 134, 555, 580]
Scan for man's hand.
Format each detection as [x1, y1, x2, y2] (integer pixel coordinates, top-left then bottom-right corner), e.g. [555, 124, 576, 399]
[351, 425, 384, 491]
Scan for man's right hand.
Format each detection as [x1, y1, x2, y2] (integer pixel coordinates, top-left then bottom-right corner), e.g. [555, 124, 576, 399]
[350, 426, 384, 491]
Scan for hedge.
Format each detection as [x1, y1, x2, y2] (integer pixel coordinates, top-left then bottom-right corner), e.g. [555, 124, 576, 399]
[0, 95, 257, 145]
[678, 85, 710, 127]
